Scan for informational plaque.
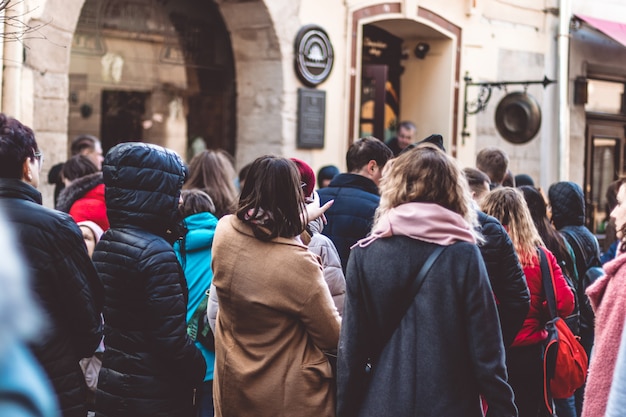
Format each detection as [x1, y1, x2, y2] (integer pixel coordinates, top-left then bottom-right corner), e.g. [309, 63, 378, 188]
[297, 88, 326, 149]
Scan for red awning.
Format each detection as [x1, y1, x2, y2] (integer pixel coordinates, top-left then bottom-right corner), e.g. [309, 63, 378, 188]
[576, 14, 626, 48]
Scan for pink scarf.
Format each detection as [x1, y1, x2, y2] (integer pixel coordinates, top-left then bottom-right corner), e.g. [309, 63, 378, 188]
[355, 202, 476, 248]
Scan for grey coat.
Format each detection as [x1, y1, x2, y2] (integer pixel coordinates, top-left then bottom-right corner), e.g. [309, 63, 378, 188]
[337, 236, 516, 417]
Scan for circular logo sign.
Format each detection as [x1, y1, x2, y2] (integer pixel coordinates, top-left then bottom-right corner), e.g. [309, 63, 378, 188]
[294, 25, 334, 87]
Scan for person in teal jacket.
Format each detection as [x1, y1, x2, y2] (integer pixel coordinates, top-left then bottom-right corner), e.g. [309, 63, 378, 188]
[174, 189, 219, 417]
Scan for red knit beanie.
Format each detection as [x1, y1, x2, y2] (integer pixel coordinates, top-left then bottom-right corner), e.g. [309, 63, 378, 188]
[290, 158, 316, 198]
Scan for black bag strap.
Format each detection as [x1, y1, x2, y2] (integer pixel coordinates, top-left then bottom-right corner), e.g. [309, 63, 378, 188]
[407, 245, 446, 306]
[538, 247, 558, 320]
[561, 227, 601, 270]
[363, 244, 446, 365]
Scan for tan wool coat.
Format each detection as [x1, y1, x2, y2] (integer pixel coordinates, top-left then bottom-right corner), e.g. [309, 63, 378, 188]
[212, 215, 341, 417]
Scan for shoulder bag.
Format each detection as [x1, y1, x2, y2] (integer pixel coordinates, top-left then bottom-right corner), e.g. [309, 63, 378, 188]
[539, 247, 588, 414]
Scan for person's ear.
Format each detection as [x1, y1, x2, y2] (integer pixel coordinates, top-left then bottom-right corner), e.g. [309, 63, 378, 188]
[22, 158, 32, 182]
[367, 160, 378, 174]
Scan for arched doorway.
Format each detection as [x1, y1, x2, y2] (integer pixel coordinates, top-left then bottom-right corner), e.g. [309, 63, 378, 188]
[350, 6, 461, 155]
[68, 0, 236, 160]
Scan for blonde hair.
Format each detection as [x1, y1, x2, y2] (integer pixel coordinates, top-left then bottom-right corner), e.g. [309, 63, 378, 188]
[480, 187, 544, 265]
[375, 144, 479, 238]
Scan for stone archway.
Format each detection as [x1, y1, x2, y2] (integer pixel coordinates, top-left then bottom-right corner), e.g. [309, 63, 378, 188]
[23, 0, 283, 205]
[216, 0, 285, 168]
[23, 0, 86, 206]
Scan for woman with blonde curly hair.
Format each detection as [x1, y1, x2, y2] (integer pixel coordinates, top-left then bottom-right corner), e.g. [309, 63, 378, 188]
[337, 144, 516, 417]
[481, 187, 574, 417]
[184, 149, 238, 218]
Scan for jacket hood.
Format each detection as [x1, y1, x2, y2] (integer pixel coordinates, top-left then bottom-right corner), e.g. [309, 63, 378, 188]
[56, 172, 103, 213]
[548, 181, 585, 229]
[103, 142, 188, 239]
[176, 212, 218, 252]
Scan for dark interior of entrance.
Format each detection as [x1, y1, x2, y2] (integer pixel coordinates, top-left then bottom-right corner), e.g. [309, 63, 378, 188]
[101, 90, 149, 153]
[71, 0, 236, 160]
[359, 25, 402, 142]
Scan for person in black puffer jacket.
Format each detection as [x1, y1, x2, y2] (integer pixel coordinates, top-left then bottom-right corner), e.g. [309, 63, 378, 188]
[549, 181, 602, 416]
[0, 113, 104, 417]
[476, 211, 530, 347]
[548, 182, 601, 346]
[93, 143, 206, 417]
[464, 167, 529, 347]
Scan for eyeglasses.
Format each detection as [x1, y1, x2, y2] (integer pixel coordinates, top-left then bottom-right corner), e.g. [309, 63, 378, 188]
[33, 151, 44, 171]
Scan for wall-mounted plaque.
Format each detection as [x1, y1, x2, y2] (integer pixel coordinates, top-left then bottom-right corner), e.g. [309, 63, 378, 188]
[294, 25, 334, 87]
[297, 88, 325, 149]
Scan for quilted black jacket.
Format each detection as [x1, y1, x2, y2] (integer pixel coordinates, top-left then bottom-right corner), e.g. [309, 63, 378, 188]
[476, 211, 530, 347]
[0, 178, 104, 417]
[548, 181, 601, 348]
[93, 143, 206, 417]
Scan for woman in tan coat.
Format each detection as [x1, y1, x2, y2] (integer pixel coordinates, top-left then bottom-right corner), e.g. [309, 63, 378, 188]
[211, 155, 340, 417]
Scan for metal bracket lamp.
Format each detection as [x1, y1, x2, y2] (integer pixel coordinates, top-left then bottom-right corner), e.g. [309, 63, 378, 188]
[461, 73, 556, 144]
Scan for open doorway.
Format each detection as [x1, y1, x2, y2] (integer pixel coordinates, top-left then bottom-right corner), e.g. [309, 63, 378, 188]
[357, 18, 458, 152]
[69, 0, 236, 161]
[584, 120, 626, 244]
[100, 90, 149, 153]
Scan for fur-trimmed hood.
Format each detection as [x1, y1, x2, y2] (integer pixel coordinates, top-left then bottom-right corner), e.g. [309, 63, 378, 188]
[56, 172, 103, 213]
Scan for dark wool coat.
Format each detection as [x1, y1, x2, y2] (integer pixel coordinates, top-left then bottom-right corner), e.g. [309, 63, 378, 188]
[384, 137, 403, 156]
[318, 173, 380, 271]
[337, 236, 517, 417]
[93, 143, 206, 417]
[477, 211, 530, 347]
[0, 178, 104, 417]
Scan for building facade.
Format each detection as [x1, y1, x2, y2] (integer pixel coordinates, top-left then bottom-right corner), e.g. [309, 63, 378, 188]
[1, 0, 625, 233]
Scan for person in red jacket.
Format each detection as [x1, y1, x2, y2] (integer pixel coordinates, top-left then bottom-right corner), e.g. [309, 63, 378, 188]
[482, 187, 575, 417]
[56, 154, 109, 231]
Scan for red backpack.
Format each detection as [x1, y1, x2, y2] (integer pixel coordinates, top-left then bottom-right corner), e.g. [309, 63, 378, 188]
[538, 248, 589, 411]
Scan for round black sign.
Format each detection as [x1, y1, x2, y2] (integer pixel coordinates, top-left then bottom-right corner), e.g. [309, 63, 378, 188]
[495, 92, 542, 144]
[294, 25, 334, 87]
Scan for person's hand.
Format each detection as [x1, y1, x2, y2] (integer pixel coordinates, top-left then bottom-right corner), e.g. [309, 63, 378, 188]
[305, 191, 334, 224]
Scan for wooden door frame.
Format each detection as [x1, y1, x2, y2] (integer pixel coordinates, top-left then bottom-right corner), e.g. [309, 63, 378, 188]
[584, 116, 626, 231]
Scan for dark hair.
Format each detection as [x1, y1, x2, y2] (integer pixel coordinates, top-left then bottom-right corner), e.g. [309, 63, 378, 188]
[519, 185, 575, 277]
[62, 154, 98, 182]
[502, 169, 515, 187]
[317, 165, 340, 183]
[0, 113, 38, 179]
[515, 173, 535, 187]
[179, 189, 216, 218]
[70, 134, 100, 156]
[463, 167, 490, 189]
[238, 162, 252, 187]
[184, 149, 238, 218]
[398, 120, 416, 132]
[236, 155, 305, 241]
[346, 137, 393, 173]
[606, 179, 622, 215]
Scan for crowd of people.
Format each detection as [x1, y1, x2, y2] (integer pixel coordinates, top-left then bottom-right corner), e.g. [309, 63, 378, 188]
[1, 112, 626, 417]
